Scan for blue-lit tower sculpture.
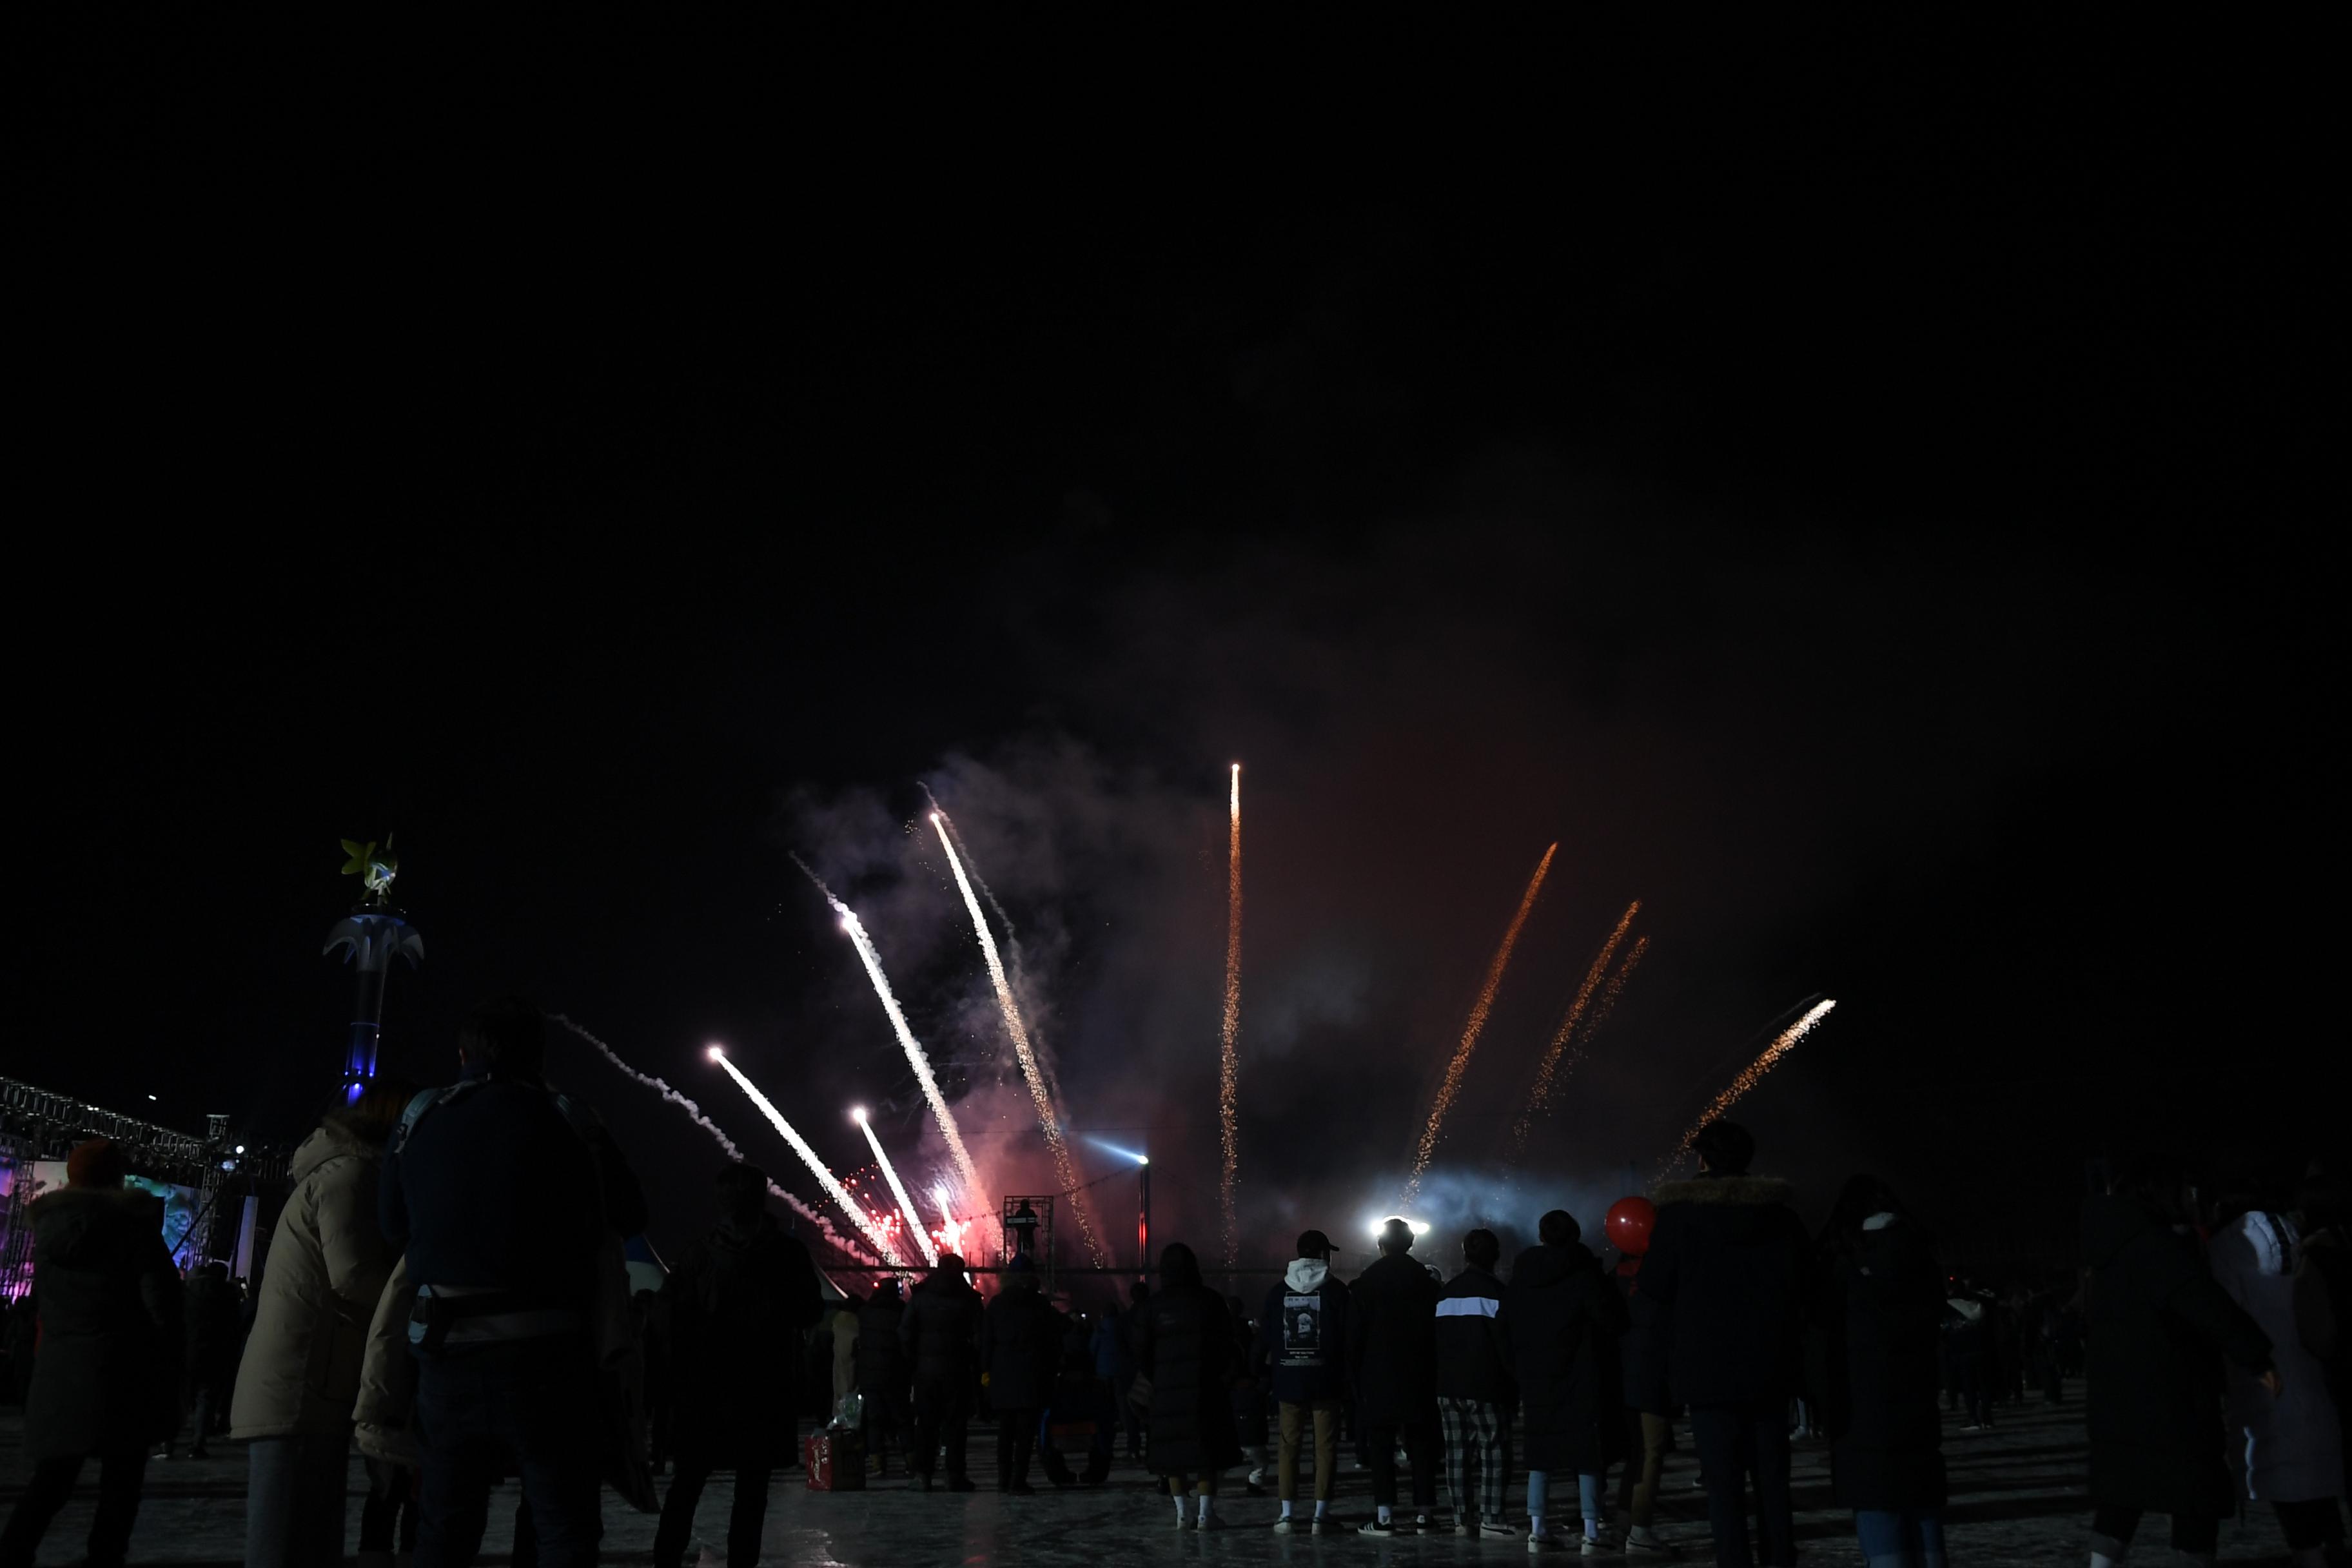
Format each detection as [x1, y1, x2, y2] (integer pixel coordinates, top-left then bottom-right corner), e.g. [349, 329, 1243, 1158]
[324, 838, 423, 1097]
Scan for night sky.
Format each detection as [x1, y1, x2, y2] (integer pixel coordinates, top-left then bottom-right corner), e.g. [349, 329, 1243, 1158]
[13, 19, 2335, 1271]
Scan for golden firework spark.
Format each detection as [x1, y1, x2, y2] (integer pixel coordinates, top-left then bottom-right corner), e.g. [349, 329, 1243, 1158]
[1661, 997, 1838, 1178]
[1404, 841, 1558, 1204]
[1219, 763, 1243, 1266]
[1509, 902, 1640, 1159]
[930, 813, 1109, 1268]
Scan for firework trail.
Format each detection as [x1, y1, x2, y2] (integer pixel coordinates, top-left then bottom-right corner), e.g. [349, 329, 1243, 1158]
[1660, 997, 1838, 1179]
[710, 1046, 906, 1264]
[1218, 763, 1242, 1266]
[922, 798, 1070, 1113]
[855, 1108, 939, 1266]
[1509, 901, 1640, 1159]
[929, 814, 1107, 1268]
[791, 856, 985, 1208]
[1404, 841, 1558, 1204]
[551, 1015, 867, 1260]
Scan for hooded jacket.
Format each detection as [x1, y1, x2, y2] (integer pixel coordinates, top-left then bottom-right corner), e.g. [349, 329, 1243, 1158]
[901, 1262, 984, 1391]
[1350, 1249, 1443, 1422]
[231, 1115, 398, 1440]
[1259, 1257, 1351, 1406]
[2081, 1191, 2272, 1512]
[981, 1273, 1065, 1410]
[1496, 1241, 1627, 1473]
[667, 1210, 825, 1465]
[22, 1185, 182, 1461]
[1436, 1266, 1514, 1405]
[1642, 1172, 1813, 1407]
[1815, 1213, 1946, 1511]
[2210, 1209, 2336, 1503]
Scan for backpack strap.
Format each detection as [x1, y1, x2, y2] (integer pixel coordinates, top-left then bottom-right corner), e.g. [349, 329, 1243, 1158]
[392, 1081, 482, 1155]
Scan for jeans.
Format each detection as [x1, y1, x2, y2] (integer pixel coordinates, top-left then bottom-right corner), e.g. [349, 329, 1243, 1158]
[1856, 1507, 1947, 1567]
[1277, 1400, 1343, 1502]
[413, 1337, 603, 1568]
[652, 1462, 771, 1568]
[995, 1406, 1038, 1488]
[0, 1451, 148, 1568]
[246, 1429, 352, 1568]
[1364, 1415, 1440, 1512]
[1689, 1400, 1796, 1567]
[1616, 1409, 1670, 1529]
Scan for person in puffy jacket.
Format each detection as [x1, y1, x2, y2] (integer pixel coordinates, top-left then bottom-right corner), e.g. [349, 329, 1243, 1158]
[1436, 1228, 1517, 1539]
[1138, 1243, 1241, 1528]
[1496, 1210, 1627, 1553]
[981, 1255, 1064, 1493]
[0, 1139, 181, 1568]
[1349, 1219, 1443, 1534]
[230, 1079, 410, 1568]
[856, 1280, 911, 1476]
[1259, 1228, 1352, 1532]
[901, 1254, 983, 1491]
[651, 1162, 823, 1568]
[2210, 1197, 2342, 1568]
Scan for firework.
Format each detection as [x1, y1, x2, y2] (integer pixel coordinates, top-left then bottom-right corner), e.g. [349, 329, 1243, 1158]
[1404, 842, 1558, 1204]
[1509, 905, 1642, 1159]
[854, 1106, 940, 1266]
[551, 1014, 867, 1260]
[929, 814, 1107, 1267]
[794, 858, 985, 1209]
[1661, 997, 1838, 1177]
[1219, 763, 1243, 1266]
[710, 1045, 905, 1264]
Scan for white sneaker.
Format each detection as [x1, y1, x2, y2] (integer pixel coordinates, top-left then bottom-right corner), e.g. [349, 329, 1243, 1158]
[1480, 1519, 1522, 1538]
[1582, 1527, 1623, 1554]
[1623, 1527, 1676, 1556]
[1271, 1516, 1299, 1534]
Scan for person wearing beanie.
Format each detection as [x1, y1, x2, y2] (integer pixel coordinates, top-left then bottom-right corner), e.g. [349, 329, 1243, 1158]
[1642, 1120, 1813, 1567]
[981, 1253, 1064, 1494]
[0, 1139, 182, 1568]
[1260, 1228, 1353, 1532]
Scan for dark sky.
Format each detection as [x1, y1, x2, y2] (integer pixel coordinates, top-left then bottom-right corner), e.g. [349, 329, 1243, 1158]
[12, 18, 2335, 1270]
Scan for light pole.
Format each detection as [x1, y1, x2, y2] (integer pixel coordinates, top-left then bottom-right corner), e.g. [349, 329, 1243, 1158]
[323, 838, 422, 1097]
[1138, 1157, 1151, 1277]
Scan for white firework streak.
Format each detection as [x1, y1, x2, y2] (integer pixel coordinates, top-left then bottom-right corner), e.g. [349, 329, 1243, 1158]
[858, 1114, 940, 1266]
[551, 1014, 865, 1259]
[922, 798, 1066, 1108]
[930, 814, 1108, 1267]
[710, 1048, 906, 1264]
[1660, 998, 1839, 1179]
[1218, 763, 1242, 1266]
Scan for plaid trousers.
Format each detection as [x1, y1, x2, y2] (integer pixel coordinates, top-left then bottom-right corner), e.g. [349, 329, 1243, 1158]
[1437, 1396, 1512, 1522]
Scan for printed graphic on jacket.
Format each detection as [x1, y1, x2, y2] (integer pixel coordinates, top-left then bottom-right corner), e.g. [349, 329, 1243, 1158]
[1282, 1294, 1327, 1364]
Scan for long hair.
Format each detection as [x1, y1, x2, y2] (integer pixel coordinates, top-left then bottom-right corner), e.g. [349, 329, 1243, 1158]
[339, 1075, 420, 1146]
[1159, 1241, 1204, 1291]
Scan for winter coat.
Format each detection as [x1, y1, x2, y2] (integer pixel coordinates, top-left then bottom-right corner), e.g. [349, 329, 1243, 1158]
[230, 1119, 397, 1440]
[2081, 1191, 2272, 1513]
[1815, 1214, 1946, 1511]
[1350, 1250, 1444, 1424]
[1259, 1258, 1351, 1406]
[1137, 1282, 1242, 1474]
[1642, 1173, 1812, 1407]
[856, 1288, 910, 1396]
[353, 1254, 418, 1465]
[982, 1278, 1065, 1411]
[2212, 1210, 2342, 1503]
[666, 1212, 825, 1467]
[21, 1186, 182, 1461]
[901, 1264, 983, 1395]
[1495, 1242, 1626, 1473]
[182, 1271, 243, 1393]
[1613, 1259, 1671, 1416]
[1435, 1266, 1514, 1405]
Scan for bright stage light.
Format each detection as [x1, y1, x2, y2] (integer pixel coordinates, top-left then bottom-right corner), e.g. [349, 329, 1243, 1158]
[1370, 1217, 1433, 1239]
[233, 1144, 246, 1155]
[1083, 1134, 1150, 1166]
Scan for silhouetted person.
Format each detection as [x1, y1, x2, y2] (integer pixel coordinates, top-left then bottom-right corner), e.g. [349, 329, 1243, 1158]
[1351, 1217, 1443, 1534]
[856, 1278, 911, 1476]
[181, 1260, 240, 1456]
[1498, 1208, 1627, 1551]
[0, 1139, 181, 1568]
[379, 996, 609, 1567]
[982, 1254, 1063, 1493]
[651, 1162, 823, 1568]
[2082, 1155, 2275, 1568]
[1226, 1294, 1270, 1493]
[2210, 1178, 2338, 1567]
[1260, 1228, 1352, 1532]
[901, 1253, 983, 1491]
[1436, 1227, 1518, 1538]
[231, 1077, 410, 1568]
[1138, 1242, 1242, 1528]
[1814, 1175, 1946, 1568]
[1643, 1119, 1812, 1568]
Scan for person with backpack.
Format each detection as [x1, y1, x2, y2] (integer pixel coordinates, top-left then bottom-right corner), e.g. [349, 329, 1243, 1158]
[1259, 1229, 1353, 1533]
[1350, 1218, 1444, 1535]
[1435, 1227, 1518, 1540]
[649, 1162, 823, 1568]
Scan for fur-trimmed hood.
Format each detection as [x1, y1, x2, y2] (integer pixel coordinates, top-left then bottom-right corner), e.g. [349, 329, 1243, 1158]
[1652, 1173, 1796, 1208]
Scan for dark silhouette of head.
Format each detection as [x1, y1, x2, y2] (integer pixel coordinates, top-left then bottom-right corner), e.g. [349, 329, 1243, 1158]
[1689, 1119, 1755, 1175]
[714, 1161, 769, 1224]
[1296, 1229, 1333, 1261]
[1379, 1219, 1415, 1256]
[1462, 1228, 1500, 1271]
[1538, 1210, 1581, 1247]
[1822, 1173, 1908, 1245]
[1160, 1241, 1203, 1290]
[2115, 1153, 2198, 1227]
[458, 995, 547, 1083]
[66, 1138, 125, 1189]
[342, 1074, 420, 1144]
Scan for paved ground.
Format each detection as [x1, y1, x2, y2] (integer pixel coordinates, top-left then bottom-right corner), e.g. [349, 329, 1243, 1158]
[0, 1400, 2306, 1564]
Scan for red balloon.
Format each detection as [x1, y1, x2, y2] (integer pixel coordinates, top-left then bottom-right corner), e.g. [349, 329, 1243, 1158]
[1605, 1196, 1656, 1257]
